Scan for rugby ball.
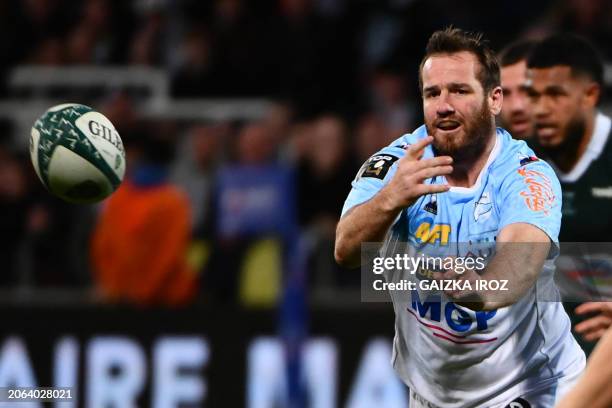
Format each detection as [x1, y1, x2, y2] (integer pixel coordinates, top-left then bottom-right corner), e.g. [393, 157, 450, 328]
[29, 103, 126, 203]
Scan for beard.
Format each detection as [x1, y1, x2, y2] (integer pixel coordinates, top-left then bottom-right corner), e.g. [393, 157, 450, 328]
[427, 99, 494, 164]
[542, 114, 585, 154]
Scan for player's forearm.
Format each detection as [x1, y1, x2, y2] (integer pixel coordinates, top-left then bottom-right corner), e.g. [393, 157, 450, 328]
[556, 328, 612, 408]
[334, 189, 402, 268]
[475, 243, 545, 310]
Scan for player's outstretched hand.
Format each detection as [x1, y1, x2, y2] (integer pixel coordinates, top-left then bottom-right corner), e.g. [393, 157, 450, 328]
[575, 302, 612, 341]
[380, 136, 453, 211]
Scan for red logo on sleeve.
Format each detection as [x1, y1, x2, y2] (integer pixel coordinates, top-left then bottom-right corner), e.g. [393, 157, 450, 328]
[517, 168, 555, 214]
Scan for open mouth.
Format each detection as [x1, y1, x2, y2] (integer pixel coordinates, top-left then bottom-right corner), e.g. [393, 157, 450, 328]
[436, 120, 461, 132]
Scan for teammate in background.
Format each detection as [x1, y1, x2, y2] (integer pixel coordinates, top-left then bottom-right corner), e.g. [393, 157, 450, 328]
[556, 325, 612, 408]
[498, 40, 537, 140]
[335, 27, 584, 407]
[526, 34, 612, 353]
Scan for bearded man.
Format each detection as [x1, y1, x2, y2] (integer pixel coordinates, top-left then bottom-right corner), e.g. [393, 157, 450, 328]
[335, 28, 585, 407]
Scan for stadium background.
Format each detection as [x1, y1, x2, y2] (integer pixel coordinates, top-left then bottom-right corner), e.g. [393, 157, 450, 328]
[0, 0, 611, 406]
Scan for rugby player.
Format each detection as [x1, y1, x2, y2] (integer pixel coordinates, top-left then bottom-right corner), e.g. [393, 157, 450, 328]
[527, 34, 612, 353]
[498, 40, 537, 140]
[556, 325, 612, 408]
[335, 28, 585, 407]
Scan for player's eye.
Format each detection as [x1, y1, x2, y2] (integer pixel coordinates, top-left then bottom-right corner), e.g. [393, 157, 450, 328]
[526, 90, 539, 101]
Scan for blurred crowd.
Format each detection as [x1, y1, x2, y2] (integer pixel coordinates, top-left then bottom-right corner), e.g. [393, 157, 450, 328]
[0, 0, 611, 307]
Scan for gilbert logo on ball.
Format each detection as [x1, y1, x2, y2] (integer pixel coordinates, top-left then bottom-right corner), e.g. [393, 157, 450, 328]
[29, 103, 126, 203]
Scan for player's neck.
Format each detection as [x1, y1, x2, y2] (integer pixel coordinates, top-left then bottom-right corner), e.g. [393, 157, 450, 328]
[446, 133, 496, 188]
[549, 112, 595, 174]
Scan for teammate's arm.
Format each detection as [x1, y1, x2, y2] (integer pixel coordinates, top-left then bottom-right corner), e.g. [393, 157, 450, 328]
[334, 137, 453, 268]
[574, 302, 612, 341]
[556, 327, 612, 408]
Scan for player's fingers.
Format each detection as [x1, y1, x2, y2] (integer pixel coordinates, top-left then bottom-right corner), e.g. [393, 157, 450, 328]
[413, 165, 454, 182]
[413, 183, 450, 196]
[402, 136, 433, 161]
[575, 302, 607, 315]
[574, 315, 612, 334]
[583, 328, 608, 342]
[412, 156, 453, 170]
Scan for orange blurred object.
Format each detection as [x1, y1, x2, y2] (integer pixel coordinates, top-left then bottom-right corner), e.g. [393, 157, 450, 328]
[91, 181, 197, 306]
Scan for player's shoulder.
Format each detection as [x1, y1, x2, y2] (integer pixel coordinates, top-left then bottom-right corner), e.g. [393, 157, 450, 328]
[491, 128, 559, 183]
[356, 125, 431, 181]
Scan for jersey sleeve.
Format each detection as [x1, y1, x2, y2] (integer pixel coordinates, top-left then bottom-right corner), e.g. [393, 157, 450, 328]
[497, 159, 562, 243]
[341, 147, 402, 216]
[341, 130, 430, 217]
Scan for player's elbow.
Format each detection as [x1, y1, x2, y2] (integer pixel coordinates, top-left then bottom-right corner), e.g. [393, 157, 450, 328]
[334, 231, 360, 268]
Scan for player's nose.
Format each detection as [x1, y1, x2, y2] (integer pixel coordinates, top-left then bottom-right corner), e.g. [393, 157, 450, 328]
[435, 92, 455, 116]
[436, 102, 455, 116]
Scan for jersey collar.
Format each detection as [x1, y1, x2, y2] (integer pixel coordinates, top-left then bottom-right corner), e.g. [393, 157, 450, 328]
[446, 130, 502, 194]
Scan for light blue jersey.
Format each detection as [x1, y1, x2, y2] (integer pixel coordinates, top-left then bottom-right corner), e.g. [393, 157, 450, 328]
[342, 126, 585, 407]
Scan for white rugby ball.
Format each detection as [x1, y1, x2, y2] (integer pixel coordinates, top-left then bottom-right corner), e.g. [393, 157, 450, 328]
[30, 103, 126, 203]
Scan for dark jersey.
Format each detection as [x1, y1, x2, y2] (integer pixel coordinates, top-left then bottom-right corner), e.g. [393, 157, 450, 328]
[553, 114, 612, 242]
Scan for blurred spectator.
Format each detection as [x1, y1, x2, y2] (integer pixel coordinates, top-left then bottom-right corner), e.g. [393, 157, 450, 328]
[297, 114, 358, 287]
[236, 122, 277, 165]
[284, 120, 312, 165]
[366, 65, 417, 136]
[264, 101, 294, 148]
[171, 123, 224, 232]
[297, 115, 355, 230]
[205, 122, 294, 305]
[354, 113, 395, 163]
[90, 122, 197, 306]
[0, 144, 92, 288]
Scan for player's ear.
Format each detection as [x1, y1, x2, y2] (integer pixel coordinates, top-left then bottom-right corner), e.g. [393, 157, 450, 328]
[582, 81, 600, 109]
[488, 86, 503, 115]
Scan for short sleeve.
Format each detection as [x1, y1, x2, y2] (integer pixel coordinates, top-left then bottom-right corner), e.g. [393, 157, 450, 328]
[341, 153, 400, 216]
[341, 129, 430, 217]
[497, 160, 562, 243]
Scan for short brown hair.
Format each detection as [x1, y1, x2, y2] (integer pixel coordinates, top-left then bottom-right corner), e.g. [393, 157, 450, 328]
[419, 27, 500, 93]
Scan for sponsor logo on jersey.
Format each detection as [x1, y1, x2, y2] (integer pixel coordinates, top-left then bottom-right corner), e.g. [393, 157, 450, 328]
[409, 293, 497, 342]
[357, 154, 399, 180]
[414, 222, 451, 245]
[474, 191, 493, 222]
[517, 168, 555, 214]
[394, 142, 411, 150]
[591, 186, 612, 198]
[424, 195, 437, 215]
